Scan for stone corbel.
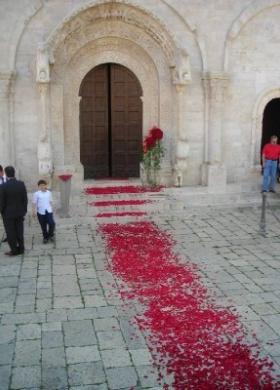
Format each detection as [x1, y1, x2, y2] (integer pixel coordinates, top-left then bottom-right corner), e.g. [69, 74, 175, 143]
[36, 44, 54, 83]
[170, 48, 192, 87]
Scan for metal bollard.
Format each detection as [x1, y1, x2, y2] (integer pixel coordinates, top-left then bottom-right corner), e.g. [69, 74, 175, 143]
[260, 192, 267, 235]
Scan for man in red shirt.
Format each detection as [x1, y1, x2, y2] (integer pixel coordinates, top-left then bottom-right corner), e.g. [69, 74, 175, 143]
[262, 135, 280, 192]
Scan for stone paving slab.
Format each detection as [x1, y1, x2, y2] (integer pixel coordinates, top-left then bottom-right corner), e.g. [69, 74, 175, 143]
[0, 188, 280, 388]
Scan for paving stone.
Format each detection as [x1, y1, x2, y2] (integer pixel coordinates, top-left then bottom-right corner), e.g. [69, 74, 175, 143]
[83, 295, 107, 307]
[42, 366, 68, 389]
[14, 340, 41, 366]
[0, 342, 14, 365]
[1, 312, 46, 325]
[0, 365, 11, 390]
[67, 308, 98, 321]
[69, 385, 108, 390]
[53, 296, 83, 309]
[47, 309, 68, 322]
[17, 324, 41, 340]
[136, 365, 159, 387]
[42, 321, 62, 332]
[106, 366, 138, 389]
[130, 348, 153, 366]
[11, 366, 41, 389]
[68, 362, 105, 386]
[262, 315, 280, 335]
[42, 330, 64, 348]
[95, 306, 117, 318]
[42, 347, 66, 367]
[97, 330, 125, 349]
[101, 348, 132, 368]
[251, 303, 278, 315]
[66, 346, 100, 364]
[63, 320, 97, 346]
[93, 318, 120, 332]
[0, 325, 16, 344]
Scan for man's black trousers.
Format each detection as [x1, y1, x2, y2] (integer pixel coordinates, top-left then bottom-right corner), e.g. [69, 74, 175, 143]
[3, 216, 25, 254]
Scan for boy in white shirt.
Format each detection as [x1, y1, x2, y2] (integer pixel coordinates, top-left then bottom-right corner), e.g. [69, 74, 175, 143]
[32, 180, 55, 244]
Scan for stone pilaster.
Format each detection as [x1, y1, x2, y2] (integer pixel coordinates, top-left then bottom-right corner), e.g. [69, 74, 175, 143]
[37, 82, 53, 176]
[170, 53, 191, 186]
[0, 71, 15, 167]
[201, 72, 229, 190]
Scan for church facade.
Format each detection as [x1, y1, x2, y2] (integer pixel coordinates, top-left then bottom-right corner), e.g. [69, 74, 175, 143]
[1, 0, 280, 190]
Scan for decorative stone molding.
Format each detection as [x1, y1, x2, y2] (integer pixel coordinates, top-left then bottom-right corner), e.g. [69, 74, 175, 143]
[45, 1, 179, 66]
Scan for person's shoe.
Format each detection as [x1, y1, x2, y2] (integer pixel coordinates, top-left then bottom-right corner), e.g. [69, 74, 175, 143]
[261, 190, 268, 193]
[2, 237, 8, 243]
[5, 251, 19, 256]
[43, 238, 48, 244]
[48, 236, 55, 243]
[270, 189, 276, 193]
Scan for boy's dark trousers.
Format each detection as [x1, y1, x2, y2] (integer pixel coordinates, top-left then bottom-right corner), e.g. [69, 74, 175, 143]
[37, 211, 55, 239]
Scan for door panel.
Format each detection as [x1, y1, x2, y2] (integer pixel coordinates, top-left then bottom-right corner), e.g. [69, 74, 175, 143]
[79, 63, 142, 178]
[79, 65, 109, 179]
[110, 64, 142, 177]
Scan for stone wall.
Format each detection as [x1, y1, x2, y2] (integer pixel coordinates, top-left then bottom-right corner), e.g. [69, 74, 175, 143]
[0, 0, 279, 190]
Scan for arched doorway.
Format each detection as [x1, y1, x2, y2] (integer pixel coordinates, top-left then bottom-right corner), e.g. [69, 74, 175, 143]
[79, 63, 143, 179]
[261, 98, 280, 156]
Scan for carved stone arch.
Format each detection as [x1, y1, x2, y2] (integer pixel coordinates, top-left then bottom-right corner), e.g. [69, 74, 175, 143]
[42, 0, 190, 183]
[45, 0, 181, 66]
[51, 36, 169, 170]
[251, 87, 280, 166]
[224, 0, 280, 71]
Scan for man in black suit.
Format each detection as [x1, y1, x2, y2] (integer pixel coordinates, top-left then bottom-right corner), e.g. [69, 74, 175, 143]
[0, 166, 28, 256]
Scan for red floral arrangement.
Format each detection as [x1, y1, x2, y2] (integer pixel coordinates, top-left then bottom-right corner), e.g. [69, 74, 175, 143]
[142, 127, 164, 185]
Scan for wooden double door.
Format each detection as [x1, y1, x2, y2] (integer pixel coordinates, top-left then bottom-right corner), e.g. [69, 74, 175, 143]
[79, 63, 143, 179]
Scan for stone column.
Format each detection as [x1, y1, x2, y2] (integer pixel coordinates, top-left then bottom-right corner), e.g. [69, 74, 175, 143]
[37, 82, 53, 176]
[36, 46, 53, 177]
[170, 50, 191, 186]
[0, 71, 14, 167]
[201, 72, 229, 189]
[173, 84, 190, 186]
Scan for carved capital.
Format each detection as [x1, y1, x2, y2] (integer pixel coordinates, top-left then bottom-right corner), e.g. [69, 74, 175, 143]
[202, 72, 229, 101]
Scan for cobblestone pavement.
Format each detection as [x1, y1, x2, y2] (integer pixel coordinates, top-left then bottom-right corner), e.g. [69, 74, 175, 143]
[0, 185, 280, 389]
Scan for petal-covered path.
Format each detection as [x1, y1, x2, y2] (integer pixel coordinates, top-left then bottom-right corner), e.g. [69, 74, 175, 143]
[90, 184, 280, 389]
[0, 181, 280, 389]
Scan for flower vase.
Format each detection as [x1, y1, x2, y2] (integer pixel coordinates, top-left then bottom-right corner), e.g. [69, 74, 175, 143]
[147, 169, 160, 187]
